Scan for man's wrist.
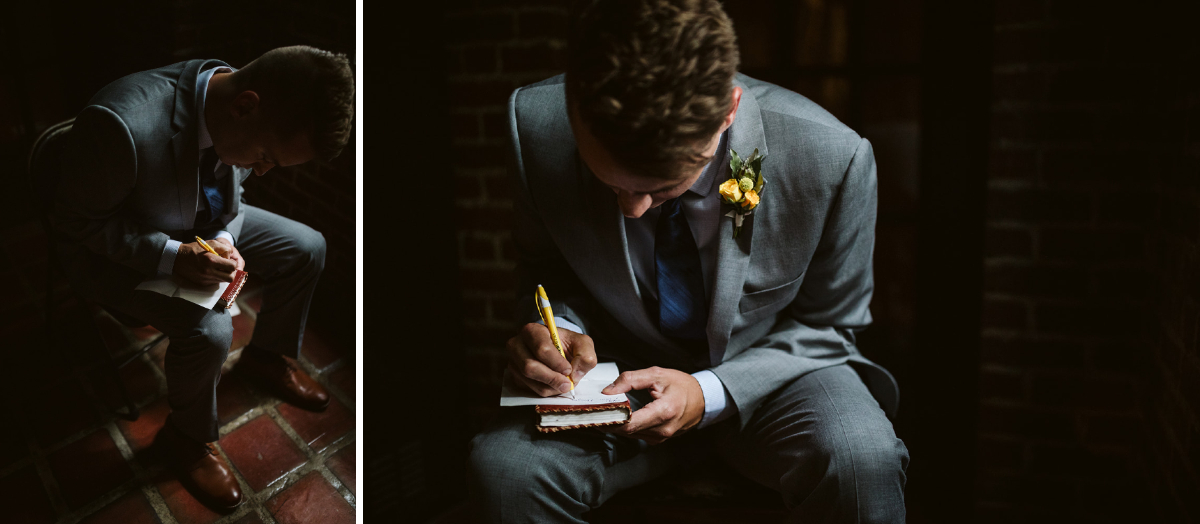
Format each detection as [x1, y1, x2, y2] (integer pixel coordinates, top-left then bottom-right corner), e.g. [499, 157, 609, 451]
[158, 239, 182, 276]
[692, 369, 737, 429]
[213, 230, 234, 245]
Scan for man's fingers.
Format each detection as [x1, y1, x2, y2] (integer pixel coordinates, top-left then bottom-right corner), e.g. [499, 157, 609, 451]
[602, 368, 658, 395]
[509, 337, 573, 394]
[207, 254, 237, 270]
[564, 331, 598, 384]
[509, 365, 562, 397]
[624, 399, 673, 434]
[520, 324, 572, 377]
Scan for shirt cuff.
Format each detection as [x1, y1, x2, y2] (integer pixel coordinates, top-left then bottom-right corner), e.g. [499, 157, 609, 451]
[158, 239, 182, 276]
[692, 369, 737, 428]
[537, 316, 584, 335]
[214, 230, 234, 245]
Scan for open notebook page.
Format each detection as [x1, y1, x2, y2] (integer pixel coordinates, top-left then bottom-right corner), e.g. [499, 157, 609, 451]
[500, 362, 628, 406]
[134, 276, 238, 312]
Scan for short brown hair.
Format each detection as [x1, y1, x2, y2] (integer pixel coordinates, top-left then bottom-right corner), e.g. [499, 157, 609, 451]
[234, 45, 355, 162]
[566, 0, 739, 179]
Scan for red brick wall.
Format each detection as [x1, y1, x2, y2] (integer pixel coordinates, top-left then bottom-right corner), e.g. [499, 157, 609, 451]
[446, 1, 569, 431]
[975, 1, 1193, 519]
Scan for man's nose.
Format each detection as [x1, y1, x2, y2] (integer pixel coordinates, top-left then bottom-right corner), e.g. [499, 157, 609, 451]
[618, 191, 651, 218]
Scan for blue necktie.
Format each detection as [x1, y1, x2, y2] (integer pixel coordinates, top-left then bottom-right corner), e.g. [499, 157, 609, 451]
[199, 147, 225, 225]
[655, 197, 708, 344]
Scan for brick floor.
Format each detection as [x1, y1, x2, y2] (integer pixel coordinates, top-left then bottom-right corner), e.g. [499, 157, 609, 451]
[264, 471, 355, 524]
[0, 281, 357, 523]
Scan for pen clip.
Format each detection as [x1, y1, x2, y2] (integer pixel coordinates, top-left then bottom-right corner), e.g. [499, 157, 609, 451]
[535, 293, 546, 324]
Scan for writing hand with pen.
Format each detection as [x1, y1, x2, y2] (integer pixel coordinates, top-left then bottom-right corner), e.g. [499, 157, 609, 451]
[505, 285, 705, 444]
[173, 236, 245, 285]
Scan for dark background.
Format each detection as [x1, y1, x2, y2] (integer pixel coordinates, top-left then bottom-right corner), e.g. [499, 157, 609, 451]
[379, 0, 1200, 522]
[4, 0, 1200, 522]
[0, 0, 357, 343]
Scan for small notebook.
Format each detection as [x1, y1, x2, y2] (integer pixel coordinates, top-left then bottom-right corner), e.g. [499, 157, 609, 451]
[135, 270, 249, 310]
[500, 362, 632, 433]
[535, 401, 631, 433]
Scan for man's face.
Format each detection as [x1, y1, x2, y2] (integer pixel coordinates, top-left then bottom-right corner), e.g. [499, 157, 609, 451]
[213, 92, 316, 176]
[569, 87, 741, 219]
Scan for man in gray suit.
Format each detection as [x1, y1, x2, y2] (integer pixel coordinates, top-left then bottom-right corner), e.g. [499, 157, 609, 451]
[53, 46, 354, 509]
[468, 1, 908, 522]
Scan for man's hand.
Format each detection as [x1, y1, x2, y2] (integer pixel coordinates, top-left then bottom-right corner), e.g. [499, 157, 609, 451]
[174, 241, 238, 285]
[600, 367, 705, 445]
[208, 237, 246, 271]
[505, 323, 598, 397]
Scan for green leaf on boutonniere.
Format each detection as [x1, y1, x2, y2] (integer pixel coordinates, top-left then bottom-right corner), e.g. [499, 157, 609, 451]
[729, 148, 742, 176]
[754, 171, 764, 193]
[749, 150, 765, 178]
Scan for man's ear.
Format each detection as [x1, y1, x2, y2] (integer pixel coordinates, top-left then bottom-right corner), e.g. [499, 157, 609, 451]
[723, 86, 743, 129]
[231, 90, 261, 119]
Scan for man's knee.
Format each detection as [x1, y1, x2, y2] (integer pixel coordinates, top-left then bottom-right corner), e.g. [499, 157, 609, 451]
[788, 414, 908, 507]
[468, 424, 601, 516]
[172, 312, 234, 360]
[288, 226, 326, 272]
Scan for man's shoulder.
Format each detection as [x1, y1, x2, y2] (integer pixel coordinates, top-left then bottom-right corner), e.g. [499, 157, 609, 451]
[508, 75, 573, 156]
[510, 75, 568, 127]
[737, 74, 864, 178]
[86, 59, 226, 124]
[738, 74, 859, 140]
[88, 61, 190, 114]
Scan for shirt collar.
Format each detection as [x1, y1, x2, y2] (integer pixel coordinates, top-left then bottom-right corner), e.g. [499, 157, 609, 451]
[687, 128, 729, 198]
[196, 66, 233, 151]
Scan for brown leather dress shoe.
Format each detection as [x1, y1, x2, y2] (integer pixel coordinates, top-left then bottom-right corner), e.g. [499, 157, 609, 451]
[157, 425, 243, 511]
[238, 346, 330, 411]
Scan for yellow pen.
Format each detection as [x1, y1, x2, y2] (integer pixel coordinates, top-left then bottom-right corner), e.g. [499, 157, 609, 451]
[535, 285, 575, 399]
[195, 236, 222, 257]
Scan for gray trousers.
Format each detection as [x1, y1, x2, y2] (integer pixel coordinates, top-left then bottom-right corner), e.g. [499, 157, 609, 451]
[72, 205, 326, 442]
[468, 365, 909, 523]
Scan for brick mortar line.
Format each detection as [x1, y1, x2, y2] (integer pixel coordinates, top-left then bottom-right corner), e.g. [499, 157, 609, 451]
[978, 365, 1142, 384]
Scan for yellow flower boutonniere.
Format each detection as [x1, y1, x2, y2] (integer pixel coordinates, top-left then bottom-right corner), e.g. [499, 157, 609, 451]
[720, 147, 766, 238]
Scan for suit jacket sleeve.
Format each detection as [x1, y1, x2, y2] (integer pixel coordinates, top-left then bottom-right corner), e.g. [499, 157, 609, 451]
[508, 88, 597, 331]
[710, 137, 878, 426]
[53, 105, 171, 276]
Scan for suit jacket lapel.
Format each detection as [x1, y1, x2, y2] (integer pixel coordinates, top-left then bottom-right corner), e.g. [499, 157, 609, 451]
[168, 59, 230, 231]
[706, 75, 769, 366]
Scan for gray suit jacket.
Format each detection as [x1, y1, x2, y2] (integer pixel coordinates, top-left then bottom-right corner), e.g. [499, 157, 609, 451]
[508, 74, 899, 424]
[53, 59, 252, 281]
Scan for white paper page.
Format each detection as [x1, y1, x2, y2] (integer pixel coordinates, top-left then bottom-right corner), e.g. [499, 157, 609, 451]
[500, 361, 628, 406]
[135, 276, 230, 310]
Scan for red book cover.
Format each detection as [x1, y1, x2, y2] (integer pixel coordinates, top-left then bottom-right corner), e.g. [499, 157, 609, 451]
[535, 401, 631, 433]
[217, 270, 248, 310]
